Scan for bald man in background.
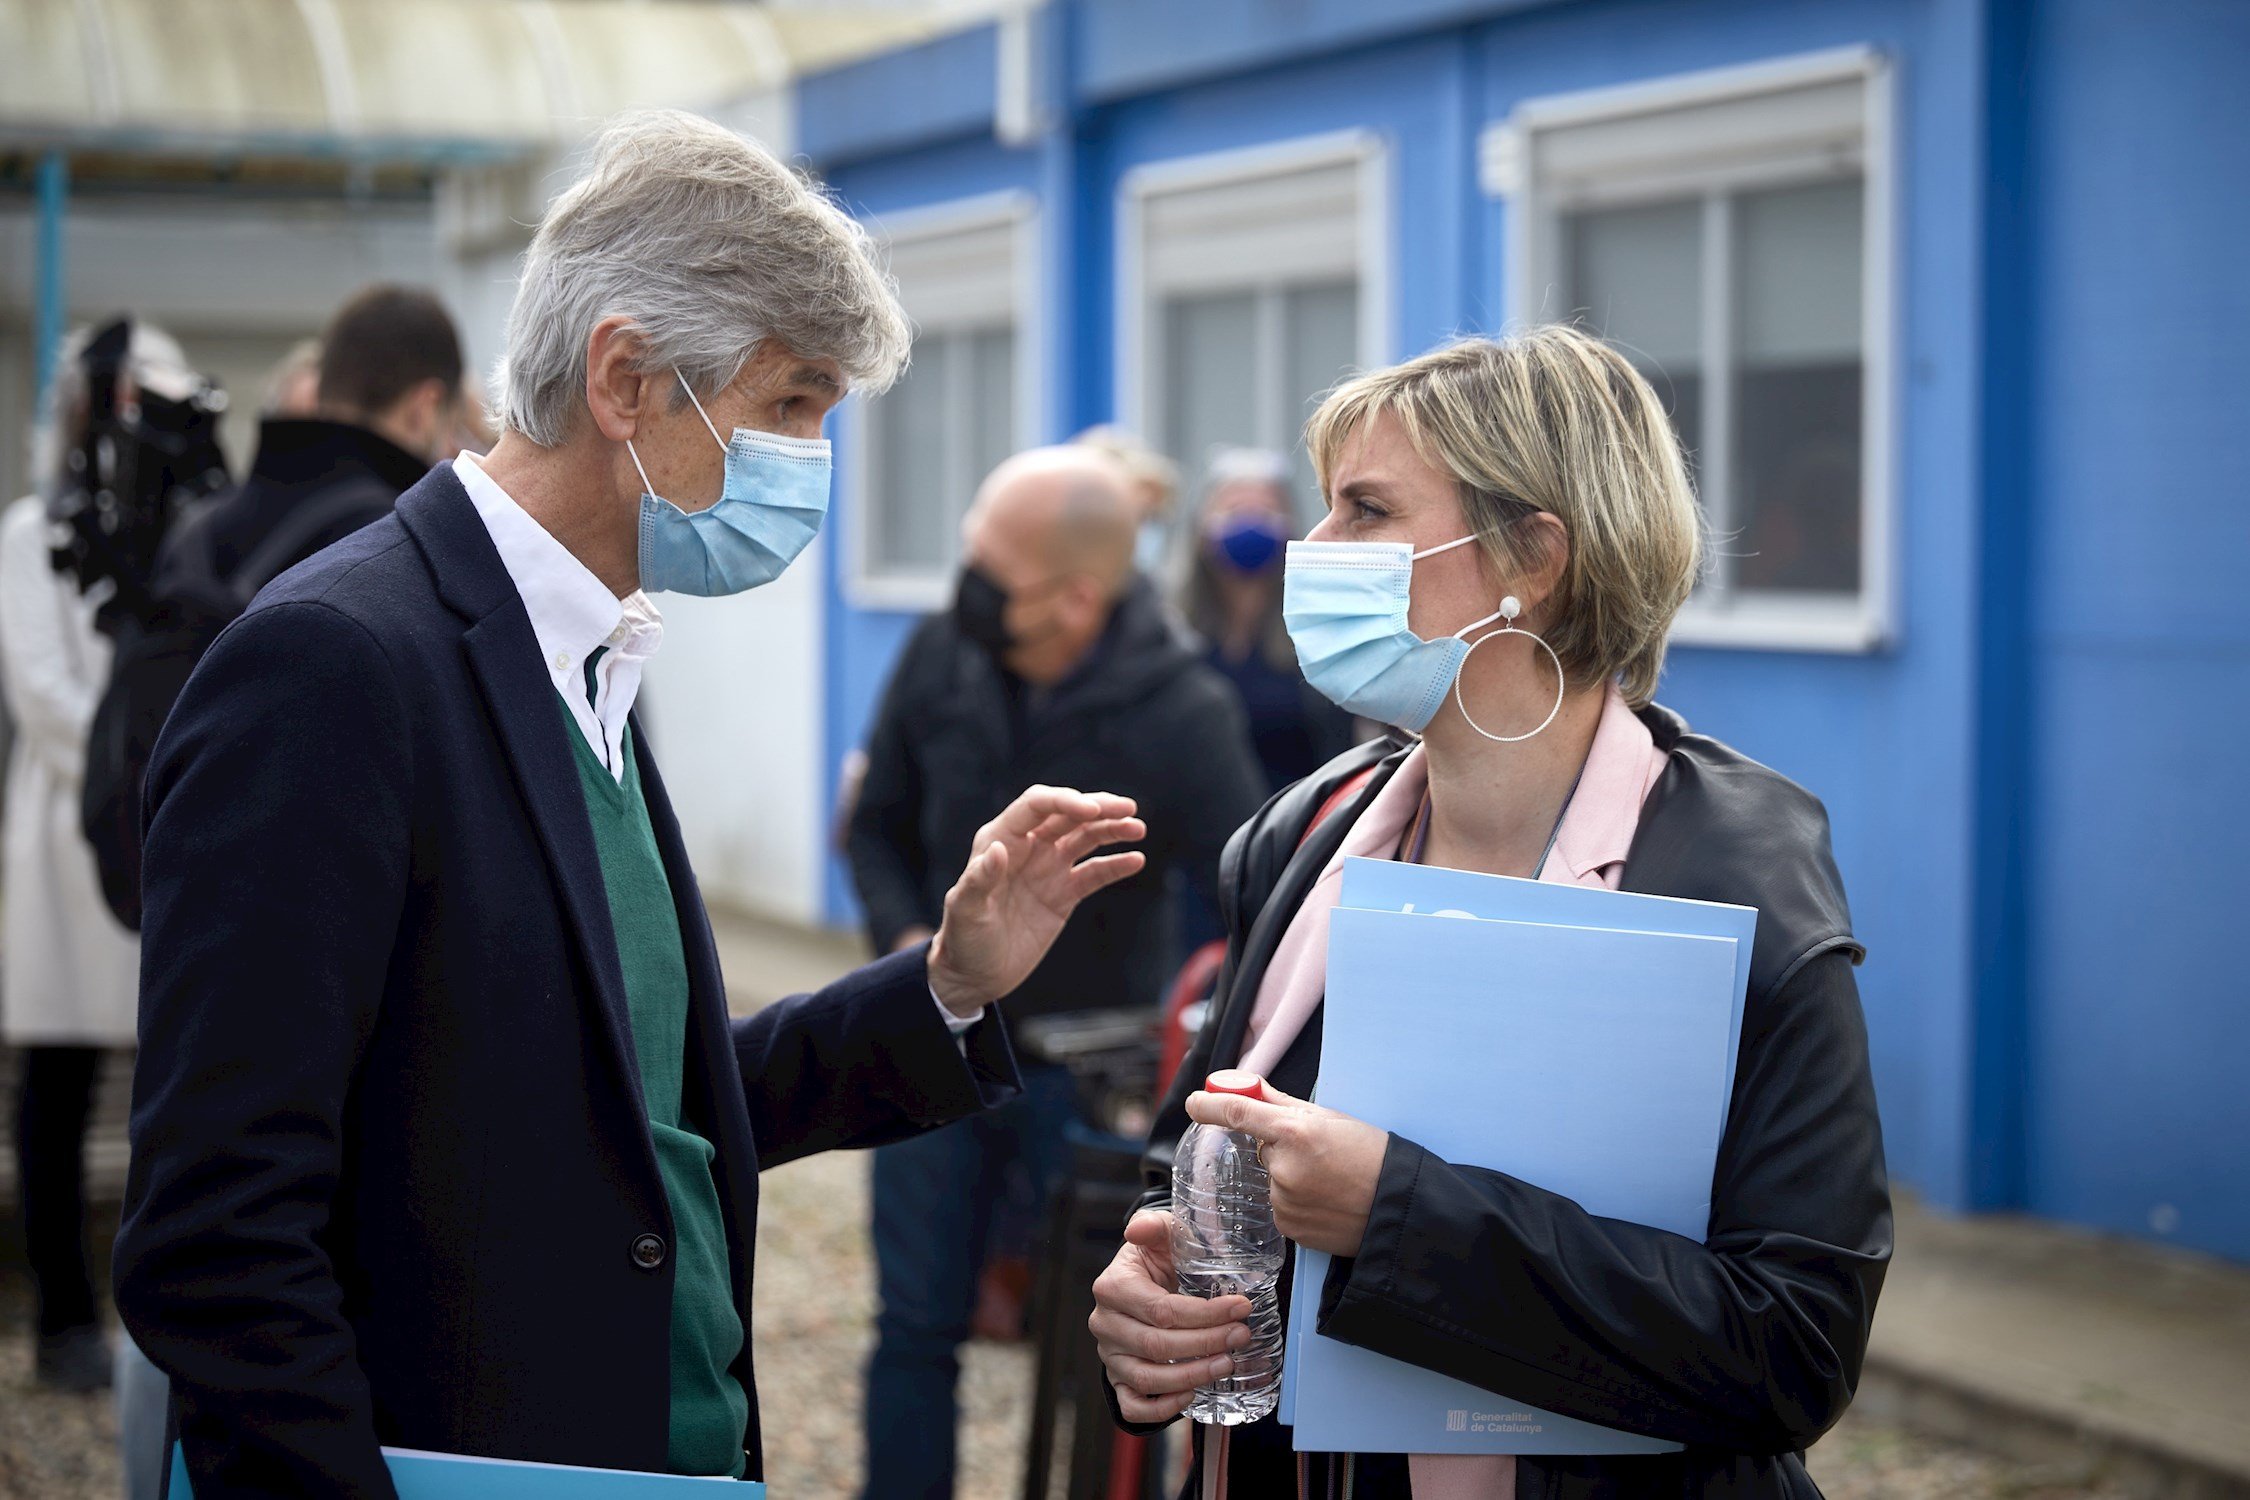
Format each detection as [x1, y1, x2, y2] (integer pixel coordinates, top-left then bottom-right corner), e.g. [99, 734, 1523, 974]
[846, 447, 1265, 1500]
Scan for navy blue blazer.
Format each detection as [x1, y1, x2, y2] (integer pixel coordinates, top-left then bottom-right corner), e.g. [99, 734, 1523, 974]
[115, 465, 1020, 1496]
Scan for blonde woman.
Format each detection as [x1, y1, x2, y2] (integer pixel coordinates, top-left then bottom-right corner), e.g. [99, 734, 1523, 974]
[1091, 328, 1887, 1499]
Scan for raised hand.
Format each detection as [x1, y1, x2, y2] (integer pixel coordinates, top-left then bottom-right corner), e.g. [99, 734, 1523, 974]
[926, 784, 1146, 1016]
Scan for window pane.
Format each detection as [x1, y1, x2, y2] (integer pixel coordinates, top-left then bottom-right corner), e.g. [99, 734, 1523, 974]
[966, 326, 1017, 530]
[1565, 199, 1703, 461]
[1163, 291, 1259, 481]
[867, 339, 952, 572]
[1732, 179, 1862, 595]
[1283, 282, 1359, 517]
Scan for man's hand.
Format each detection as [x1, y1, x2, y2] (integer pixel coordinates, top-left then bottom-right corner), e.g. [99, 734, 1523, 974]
[1184, 1077, 1389, 1258]
[1090, 1210, 1252, 1425]
[927, 785, 1145, 1016]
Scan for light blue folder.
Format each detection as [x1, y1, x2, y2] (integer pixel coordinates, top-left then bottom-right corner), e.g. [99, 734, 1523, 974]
[1337, 857, 1756, 1122]
[167, 1444, 753, 1497]
[1275, 864, 1751, 1455]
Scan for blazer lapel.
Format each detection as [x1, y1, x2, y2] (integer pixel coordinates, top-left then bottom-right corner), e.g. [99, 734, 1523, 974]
[395, 467, 646, 1109]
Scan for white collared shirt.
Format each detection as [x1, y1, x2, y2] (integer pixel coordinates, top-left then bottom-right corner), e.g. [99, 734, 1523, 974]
[454, 454, 982, 1037]
[455, 454, 661, 782]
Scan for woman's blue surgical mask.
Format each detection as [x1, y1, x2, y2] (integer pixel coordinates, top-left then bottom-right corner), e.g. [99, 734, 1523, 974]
[627, 369, 831, 596]
[1281, 535, 1506, 731]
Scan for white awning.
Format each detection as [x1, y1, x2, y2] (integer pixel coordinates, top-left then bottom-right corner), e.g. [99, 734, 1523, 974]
[0, 0, 1007, 162]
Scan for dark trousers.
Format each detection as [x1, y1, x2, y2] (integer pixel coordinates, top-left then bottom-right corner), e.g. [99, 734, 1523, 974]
[862, 1063, 1079, 1500]
[13, 1045, 101, 1335]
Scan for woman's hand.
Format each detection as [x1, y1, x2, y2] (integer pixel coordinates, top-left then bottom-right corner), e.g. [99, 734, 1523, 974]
[1184, 1079, 1389, 1258]
[927, 785, 1145, 1015]
[1089, 1211, 1253, 1424]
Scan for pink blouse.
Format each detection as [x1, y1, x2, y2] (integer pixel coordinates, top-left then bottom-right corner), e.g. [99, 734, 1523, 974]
[1236, 684, 1671, 1499]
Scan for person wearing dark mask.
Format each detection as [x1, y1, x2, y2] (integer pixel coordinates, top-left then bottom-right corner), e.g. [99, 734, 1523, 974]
[846, 445, 1268, 1500]
[1180, 447, 1359, 793]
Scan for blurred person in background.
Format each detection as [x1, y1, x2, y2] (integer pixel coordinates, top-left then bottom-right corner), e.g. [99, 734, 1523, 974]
[1073, 423, 1181, 578]
[846, 444, 1266, 1500]
[1180, 446, 1357, 794]
[260, 337, 323, 418]
[0, 324, 167, 1393]
[79, 283, 464, 929]
[444, 370, 498, 461]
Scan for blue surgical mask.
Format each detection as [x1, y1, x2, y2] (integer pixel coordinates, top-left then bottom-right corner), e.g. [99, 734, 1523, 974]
[1281, 535, 1506, 731]
[1210, 514, 1289, 575]
[627, 369, 831, 596]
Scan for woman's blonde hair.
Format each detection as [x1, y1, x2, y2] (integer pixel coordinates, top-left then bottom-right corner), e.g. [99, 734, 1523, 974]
[1304, 327, 1704, 708]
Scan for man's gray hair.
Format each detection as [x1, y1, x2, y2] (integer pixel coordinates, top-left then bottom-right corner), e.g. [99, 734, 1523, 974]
[497, 109, 911, 447]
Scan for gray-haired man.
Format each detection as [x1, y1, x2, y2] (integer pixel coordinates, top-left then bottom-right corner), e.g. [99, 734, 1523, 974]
[115, 110, 1146, 1494]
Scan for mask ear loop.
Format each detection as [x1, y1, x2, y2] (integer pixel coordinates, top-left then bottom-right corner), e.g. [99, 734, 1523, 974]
[625, 439, 656, 499]
[1453, 595, 1566, 744]
[671, 366, 729, 452]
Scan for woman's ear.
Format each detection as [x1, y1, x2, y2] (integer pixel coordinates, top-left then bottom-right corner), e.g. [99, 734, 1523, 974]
[583, 315, 651, 444]
[1513, 511, 1572, 622]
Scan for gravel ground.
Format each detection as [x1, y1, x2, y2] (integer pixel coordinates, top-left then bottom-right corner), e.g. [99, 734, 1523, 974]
[0, 1162, 2149, 1500]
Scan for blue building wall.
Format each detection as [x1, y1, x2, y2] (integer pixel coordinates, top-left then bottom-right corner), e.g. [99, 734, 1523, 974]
[798, 0, 2250, 1259]
[2010, 0, 2250, 1256]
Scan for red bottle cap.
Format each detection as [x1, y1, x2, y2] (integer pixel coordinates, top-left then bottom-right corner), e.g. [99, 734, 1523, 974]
[1204, 1069, 1267, 1099]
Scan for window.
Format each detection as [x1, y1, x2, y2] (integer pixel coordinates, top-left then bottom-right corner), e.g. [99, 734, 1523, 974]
[1487, 48, 1894, 649]
[1120, 133, 1388, 521]
[845, 194, 1035, 610]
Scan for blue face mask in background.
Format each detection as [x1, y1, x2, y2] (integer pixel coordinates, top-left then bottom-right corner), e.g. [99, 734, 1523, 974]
[628, 368, 831, 596]
[1209, 513, 1291, 575]
[1281, 534, 1506, 731]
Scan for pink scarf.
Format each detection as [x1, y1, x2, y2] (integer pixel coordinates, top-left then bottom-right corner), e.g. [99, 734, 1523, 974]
[1237, 685, 1669, 1500]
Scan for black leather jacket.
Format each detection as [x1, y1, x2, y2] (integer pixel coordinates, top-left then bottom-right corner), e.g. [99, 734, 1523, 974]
[1116, 705, 1891, 1500]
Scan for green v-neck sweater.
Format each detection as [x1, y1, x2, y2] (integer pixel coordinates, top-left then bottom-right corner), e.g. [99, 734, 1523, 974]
[570, 718, 748, 1477]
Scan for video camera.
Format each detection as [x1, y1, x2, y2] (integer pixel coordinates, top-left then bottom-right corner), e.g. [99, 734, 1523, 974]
[47, 317, 232, 632]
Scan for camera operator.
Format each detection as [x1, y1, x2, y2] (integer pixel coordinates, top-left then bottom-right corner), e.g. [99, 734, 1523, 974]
[0, 320, 187, 1392]
[81, 284, 465, 928]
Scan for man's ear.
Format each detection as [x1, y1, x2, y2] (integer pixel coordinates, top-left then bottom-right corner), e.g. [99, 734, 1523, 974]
[583, 315, 653, 444]
[1063, 573, 1112, 634]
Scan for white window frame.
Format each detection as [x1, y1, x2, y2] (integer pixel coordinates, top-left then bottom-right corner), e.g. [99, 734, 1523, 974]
[1116, 130, 1394, 480]
[1484, 46, 1897, 653]
[842, 190, 1042, 613]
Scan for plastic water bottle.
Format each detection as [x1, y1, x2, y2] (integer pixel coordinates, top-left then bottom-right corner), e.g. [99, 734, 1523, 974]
[1170, 1069, 1286, 1424]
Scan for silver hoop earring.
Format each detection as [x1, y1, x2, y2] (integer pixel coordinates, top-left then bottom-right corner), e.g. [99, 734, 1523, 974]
[1453, 595, 1564, 744]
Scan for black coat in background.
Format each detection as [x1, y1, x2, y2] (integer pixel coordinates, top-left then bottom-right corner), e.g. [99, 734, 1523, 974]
[82, 417, 428, 927]
[115, 467, 1020, 1497]
[846, 579, 1269, 1018]
[1115, 710, 1890, 1500]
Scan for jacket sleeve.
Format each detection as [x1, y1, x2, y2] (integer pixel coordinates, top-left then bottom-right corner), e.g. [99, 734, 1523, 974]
[733, 942, 1022, 1169]
[843, 629, 937, 953]
[0, 499, 99, 762]
[113, 601, 411, 1499]
[1314, 944, 1891, 1455]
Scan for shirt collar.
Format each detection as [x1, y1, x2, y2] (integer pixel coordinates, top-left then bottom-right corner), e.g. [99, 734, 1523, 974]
[452, 454, 662, 688]
[1547, 683, 1667, 884]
